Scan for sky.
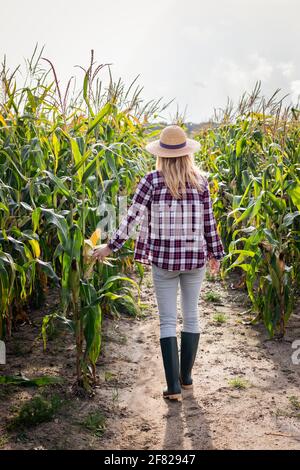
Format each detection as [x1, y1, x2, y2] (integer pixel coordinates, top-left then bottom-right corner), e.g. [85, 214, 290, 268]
[1, 0, 299, 122]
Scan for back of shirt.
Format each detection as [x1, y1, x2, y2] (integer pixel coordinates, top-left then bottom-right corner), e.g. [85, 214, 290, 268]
[107, 169, 225, 270]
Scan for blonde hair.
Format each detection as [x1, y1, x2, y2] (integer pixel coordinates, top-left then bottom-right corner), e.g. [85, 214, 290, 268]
[156, 154, 207, 199]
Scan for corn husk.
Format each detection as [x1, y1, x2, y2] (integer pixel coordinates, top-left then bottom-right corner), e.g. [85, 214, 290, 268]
[83, 228, 101, 280]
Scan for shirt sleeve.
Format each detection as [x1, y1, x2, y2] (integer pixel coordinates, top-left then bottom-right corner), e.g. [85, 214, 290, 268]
[107, 174, 153, 252]
[203, 182, 226, 260]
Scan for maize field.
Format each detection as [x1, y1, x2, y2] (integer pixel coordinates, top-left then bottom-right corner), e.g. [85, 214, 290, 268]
[195, 83, 300, 338]
[0, 49, 299, 392]
[0, 48, 166, 388]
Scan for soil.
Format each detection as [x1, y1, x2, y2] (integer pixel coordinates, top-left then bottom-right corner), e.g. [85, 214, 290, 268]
[1, 267, 300, 450]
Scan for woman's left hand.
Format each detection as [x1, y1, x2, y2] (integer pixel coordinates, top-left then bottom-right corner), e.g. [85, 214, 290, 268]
[93, 244, 112, 262]
[208, 257, 220, 275]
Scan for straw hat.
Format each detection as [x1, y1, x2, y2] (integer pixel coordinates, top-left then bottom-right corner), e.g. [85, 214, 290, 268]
[145, 125, 200, 158]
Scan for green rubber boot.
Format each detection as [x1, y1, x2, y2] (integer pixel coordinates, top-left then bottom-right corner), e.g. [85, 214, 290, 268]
[180, 332, 200, 390]
[160, 337, 182, 401]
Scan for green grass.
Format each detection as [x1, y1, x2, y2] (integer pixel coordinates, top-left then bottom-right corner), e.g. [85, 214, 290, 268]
[289, 395, 300, 410]
[228, 377, 249, 390]
[7, 394, 63, 429]
[204, 291, 222, 303]
[275, 403, 300, 419]
[213, 313, 227, 324]
[104, 371, 117, 383]
[139, 302, 152, 313]
[81, 411, 106, 437]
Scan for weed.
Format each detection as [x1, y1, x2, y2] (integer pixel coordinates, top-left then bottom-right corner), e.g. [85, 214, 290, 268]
[82, 411, 106, 437]
[289, 396, 300, 411]
[204, 291, 222, 303]
[213, 313, 227, 324]
[228, 378, 249, 389]
[8, 394, 63, 429]
[104, 371, 117, 383]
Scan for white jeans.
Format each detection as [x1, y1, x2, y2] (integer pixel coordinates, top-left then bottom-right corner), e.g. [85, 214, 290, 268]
[151, 263, 206, 338]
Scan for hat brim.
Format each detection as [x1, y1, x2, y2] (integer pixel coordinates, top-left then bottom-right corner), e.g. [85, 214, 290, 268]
[145, 138, 200, 158]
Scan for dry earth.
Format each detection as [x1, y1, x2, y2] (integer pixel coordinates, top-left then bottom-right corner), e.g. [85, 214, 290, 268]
[1, 267, 300, 450]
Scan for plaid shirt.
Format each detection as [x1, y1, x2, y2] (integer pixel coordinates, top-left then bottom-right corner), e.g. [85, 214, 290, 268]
[107, 170, 225, 271]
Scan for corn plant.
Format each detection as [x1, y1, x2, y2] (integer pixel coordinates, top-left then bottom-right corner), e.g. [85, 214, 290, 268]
[195, 83, 300, 337]
[0, 46, 167, 388]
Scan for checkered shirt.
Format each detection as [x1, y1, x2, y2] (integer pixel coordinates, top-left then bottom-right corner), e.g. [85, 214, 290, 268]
[107, 170, 225, 271]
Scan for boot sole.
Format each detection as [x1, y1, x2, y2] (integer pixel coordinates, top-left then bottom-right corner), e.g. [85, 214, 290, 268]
[163, 393, 182, 401]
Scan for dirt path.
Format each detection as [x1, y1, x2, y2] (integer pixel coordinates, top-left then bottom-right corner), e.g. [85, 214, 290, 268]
[99, 268, 300, 450]
[1, 267, 300, 450]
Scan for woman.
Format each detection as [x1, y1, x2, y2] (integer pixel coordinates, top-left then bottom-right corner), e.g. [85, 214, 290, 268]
[93, 125, 225, 401]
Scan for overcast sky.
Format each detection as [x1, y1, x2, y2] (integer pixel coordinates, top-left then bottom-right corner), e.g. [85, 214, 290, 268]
[1, 0, 299, 121]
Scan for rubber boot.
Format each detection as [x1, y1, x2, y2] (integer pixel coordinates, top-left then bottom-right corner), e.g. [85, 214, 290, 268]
[160, 337, 182, 401]
[180, 332, 200, 390]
